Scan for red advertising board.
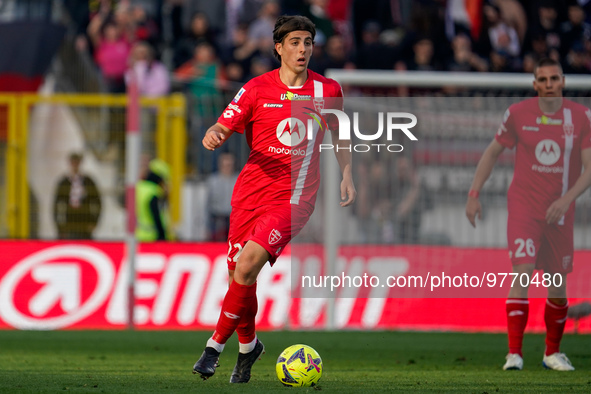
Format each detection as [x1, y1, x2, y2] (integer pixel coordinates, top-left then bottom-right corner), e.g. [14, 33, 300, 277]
[0, 241, 589, 333]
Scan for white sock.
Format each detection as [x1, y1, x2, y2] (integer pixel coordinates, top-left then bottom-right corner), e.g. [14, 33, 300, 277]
[239, 336, 257, 354]
[206, 337, 225, 353]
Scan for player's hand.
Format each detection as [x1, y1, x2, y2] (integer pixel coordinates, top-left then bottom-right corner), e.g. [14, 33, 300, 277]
[340, 177, 356, 207]
[465, 196, 482, 228]
[202, 129, 225, 151]
[545, 195, 571, 224]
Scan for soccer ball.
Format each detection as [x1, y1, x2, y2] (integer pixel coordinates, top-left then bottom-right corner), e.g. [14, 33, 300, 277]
[275, 344, 323, 387]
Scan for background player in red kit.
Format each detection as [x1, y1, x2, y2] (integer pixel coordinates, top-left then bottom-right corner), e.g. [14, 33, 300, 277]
[192, 15, 356, 383]
[466, 58, 591, 371]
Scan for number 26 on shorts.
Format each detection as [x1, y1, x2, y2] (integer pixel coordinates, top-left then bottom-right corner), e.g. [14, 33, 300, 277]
[514, 238, 535, 258]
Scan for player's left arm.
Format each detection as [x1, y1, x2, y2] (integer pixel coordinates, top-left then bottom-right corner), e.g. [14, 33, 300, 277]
[330, 127, 356, 207]
[546, 147, 591, 224]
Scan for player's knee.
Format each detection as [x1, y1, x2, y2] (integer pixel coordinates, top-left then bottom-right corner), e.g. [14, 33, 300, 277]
[511, 263, 535, 276]
[235, 257, 255, 276]
[547, 285, 567, 303]
[546, 274, 567, 301]
[234, 255, 261, 285]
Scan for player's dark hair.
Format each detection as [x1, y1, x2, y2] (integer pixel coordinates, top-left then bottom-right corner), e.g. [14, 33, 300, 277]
[69, 152, 83, 162]
[272, 15, 316, 61]
[533, 57, 562, 76]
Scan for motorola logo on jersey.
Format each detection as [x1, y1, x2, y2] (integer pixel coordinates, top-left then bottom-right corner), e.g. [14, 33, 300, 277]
[276, 117, 306, 147]
[535, 139, 561, 165]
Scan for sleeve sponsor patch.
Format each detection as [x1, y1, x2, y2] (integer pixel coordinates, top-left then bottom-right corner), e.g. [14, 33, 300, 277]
[502, 108, 510, 124]
[232, 87, 246, 103]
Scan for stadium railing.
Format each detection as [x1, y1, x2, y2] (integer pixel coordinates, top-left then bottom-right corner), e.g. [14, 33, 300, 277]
[0, 93, 185, 239]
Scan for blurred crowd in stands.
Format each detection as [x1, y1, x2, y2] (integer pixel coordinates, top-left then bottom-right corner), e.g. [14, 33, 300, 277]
[59, 0, 591, 97]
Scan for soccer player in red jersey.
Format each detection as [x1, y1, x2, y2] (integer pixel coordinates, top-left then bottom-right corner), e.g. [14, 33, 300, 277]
[192, 15, 356, 383]
[466, 58, 591, 371]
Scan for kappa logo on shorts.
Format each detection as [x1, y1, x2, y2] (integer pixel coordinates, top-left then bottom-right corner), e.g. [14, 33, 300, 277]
[269, 229, 282, 245]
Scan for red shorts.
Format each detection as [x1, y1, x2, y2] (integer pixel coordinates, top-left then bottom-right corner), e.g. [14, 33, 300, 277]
[226, 203, 313, 270]
[507, 212, 574, 274]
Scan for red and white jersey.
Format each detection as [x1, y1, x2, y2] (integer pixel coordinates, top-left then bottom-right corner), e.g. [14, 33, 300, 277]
[495, 97, 591, 222]
[218, 69, 343, 211]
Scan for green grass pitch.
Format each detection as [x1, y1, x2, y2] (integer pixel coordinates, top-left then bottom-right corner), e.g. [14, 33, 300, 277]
[0, 330, 589, 393]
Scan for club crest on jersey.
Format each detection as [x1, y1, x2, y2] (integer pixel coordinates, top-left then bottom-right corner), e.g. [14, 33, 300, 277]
[313, 98, 324, 112]
[535, 139, 561, 165]
[269, 229, 282, 245]
[563, 122, 574, 137]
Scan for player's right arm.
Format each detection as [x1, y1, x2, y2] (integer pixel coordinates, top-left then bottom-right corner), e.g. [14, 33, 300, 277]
[330, 127, 356, 207]
[202, 122, 234, 151]
[546, 147, 591, 224]
[465, 138, 505, 227]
